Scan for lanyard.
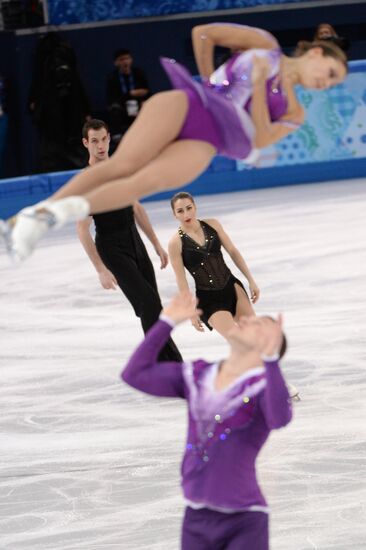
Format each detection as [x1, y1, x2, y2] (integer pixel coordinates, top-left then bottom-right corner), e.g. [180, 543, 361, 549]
[119, 73, 135, 94]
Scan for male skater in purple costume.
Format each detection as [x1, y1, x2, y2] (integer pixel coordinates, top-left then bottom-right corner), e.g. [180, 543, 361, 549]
[122, 291, 292, 550]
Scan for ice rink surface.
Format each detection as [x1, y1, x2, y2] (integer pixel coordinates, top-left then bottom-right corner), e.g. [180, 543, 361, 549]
[1, 178, 366, 549]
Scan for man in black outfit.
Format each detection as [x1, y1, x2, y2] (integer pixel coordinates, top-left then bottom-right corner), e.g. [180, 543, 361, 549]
[77, 119, 182, 362]
[106, 49, 150, 145]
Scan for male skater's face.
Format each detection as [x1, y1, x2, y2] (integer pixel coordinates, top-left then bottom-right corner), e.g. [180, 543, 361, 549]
[228, 316, 275, 353]
[83, 128, 110, 163]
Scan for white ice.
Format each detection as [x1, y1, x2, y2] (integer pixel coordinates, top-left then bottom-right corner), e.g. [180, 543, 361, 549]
[1, 178, 366, 550]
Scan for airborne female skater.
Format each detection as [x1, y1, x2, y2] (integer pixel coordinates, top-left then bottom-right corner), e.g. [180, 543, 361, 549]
[2, 23, 347, 261]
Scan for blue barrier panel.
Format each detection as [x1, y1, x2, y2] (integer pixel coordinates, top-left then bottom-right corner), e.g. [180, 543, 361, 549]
[2, 156, 366, 219]
[48, 0, 317, 25]
[1, 60, 365, 219]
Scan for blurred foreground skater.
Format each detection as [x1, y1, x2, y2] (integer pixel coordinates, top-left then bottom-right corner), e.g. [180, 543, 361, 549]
[122, 291, 293, 550]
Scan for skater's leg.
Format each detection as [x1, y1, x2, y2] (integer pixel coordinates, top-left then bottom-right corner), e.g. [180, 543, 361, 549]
[226, 512, 269, 550]
[84, 139, 215, 214]
[7, 138, 215, 261]
[97, 241, 182, 362]
[234, 283, 255, 319]
[52, 91, 189, 200]
[208, 310, 236, 340]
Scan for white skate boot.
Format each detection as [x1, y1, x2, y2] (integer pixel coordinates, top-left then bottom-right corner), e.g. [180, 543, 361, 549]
[287, 383, 300, 402]
[0, 218, 17, 261]
[2, 196, 90, 262]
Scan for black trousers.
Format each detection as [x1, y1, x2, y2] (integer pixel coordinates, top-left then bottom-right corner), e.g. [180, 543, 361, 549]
[95, 227, 182, 362]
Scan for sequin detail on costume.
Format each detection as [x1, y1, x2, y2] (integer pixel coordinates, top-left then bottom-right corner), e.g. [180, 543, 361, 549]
[179, 221, 231, 290]
[183, 360, 266, 467]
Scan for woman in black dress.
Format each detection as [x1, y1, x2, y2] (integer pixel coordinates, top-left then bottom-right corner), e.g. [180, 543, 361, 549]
[168, 192, 259, 338]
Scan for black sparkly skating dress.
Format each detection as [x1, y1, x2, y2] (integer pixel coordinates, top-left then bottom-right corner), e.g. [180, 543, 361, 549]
[179, 220, 248, 329]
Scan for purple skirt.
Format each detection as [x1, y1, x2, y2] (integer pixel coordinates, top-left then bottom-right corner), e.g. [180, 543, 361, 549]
[178, 87, 223, 152]
[160, 57, 253, 160]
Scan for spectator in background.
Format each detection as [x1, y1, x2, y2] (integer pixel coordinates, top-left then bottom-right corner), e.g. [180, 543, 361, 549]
[28, 32, 91, 173]
[314, 23, 339, 41]
[106, 48, 150, 147]
[297, 23, 349, 54]
[314, 23, 349, 52]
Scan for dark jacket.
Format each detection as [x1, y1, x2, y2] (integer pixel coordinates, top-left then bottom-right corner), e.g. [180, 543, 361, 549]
[106, 67, 149, 121]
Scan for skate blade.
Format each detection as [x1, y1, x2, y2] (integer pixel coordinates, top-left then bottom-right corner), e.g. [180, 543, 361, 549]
[0, 219, 22, 265]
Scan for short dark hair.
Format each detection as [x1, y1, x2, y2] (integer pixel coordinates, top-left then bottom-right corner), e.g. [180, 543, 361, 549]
[170, 191, 195, 211]
[264, 316, 287, 359]
[279, 334, 287, 359]
[82, 119, 109, 140]
[114, 48, 131, 60]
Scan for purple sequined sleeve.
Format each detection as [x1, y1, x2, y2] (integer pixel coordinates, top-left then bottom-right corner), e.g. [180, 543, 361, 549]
[259, 359, 293, 429]
[121, 320, 186, 398]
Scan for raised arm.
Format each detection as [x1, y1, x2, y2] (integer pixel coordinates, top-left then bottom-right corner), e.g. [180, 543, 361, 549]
[133, 201, 168, 268]
[256, 315, 292, 429]
[207, 218, 260, 303]
[122, 291, 201, 397]
[76, 218, 118, 290]
[259, 357, 292, 429]
[192, 23, 276, 79]
[122, 318, 185, 397]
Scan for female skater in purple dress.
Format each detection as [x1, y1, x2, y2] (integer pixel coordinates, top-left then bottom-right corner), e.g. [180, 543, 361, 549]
[3, 23, 347, 261]
[122, 291, 292, 549]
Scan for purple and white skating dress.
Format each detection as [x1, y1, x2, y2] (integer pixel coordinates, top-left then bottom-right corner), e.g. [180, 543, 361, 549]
[161, 25, 298, 161]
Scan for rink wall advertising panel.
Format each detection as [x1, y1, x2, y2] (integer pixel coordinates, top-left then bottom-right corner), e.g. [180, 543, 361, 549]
[47, 0, 315, 25]
[239, 61, 366, 170]
[1, 61, 366, 218]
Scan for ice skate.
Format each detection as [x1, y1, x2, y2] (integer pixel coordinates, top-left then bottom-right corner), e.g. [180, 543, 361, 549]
[2, 196, 90, 263]
[287, 383, 300, 402]
[0, 218, 18, 262]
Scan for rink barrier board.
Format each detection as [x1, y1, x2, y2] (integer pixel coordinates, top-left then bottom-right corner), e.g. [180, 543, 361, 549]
[1, 156, 366, 218]
[47, 0, 321, 25]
